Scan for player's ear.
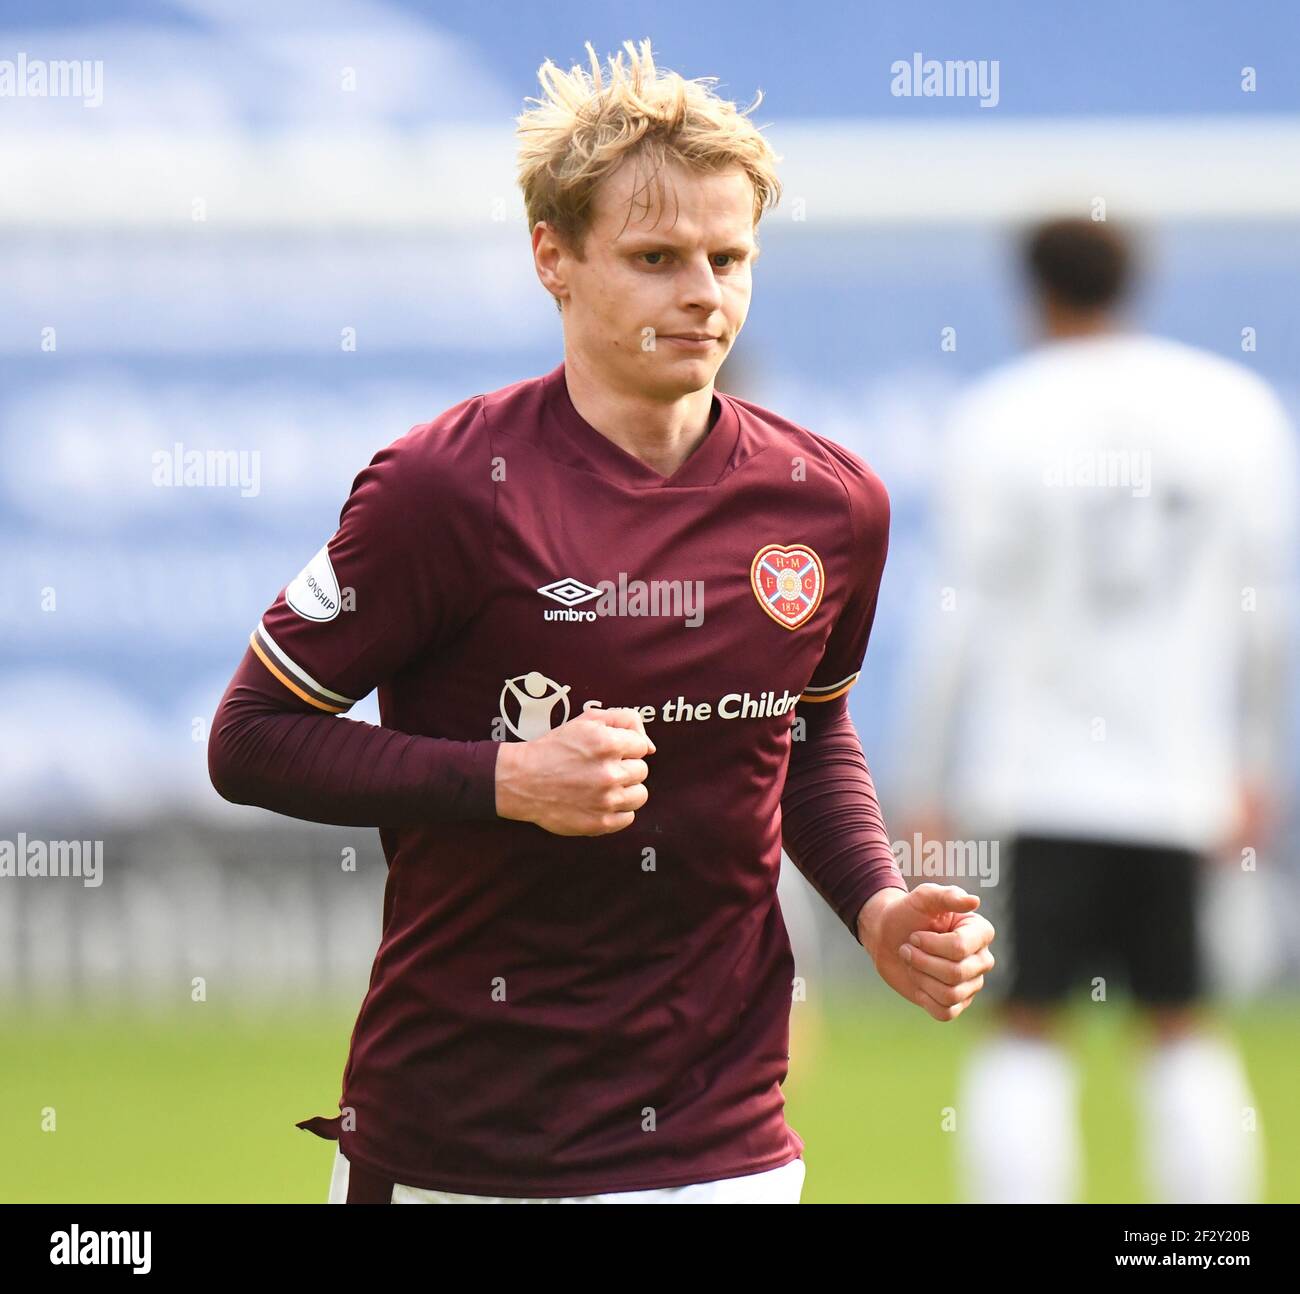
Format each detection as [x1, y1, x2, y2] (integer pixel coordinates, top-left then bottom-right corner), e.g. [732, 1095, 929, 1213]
[532, 221, 570, 307]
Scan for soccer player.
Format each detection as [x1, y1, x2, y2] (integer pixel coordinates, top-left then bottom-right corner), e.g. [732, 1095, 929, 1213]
[896, 216, 1296, 1203]
[208, 38, 995, 1204]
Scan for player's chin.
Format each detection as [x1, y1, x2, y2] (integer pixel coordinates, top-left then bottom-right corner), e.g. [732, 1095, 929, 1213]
[664, 356, 717, 384]
[652, 341, 727, 384]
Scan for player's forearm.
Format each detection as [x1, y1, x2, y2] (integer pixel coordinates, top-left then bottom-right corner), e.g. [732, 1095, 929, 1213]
[207, 647, 500, 827]
[781, 695, 909, 942]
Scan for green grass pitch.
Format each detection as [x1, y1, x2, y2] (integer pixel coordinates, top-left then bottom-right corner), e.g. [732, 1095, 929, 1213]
[4, 993, 1297, 1202]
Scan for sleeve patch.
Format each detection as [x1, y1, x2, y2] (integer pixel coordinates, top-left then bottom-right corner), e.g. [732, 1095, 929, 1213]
[286, 544, 342, 622]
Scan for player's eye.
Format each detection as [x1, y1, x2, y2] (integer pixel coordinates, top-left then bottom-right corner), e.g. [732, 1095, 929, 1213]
[637, 250, 743, 269]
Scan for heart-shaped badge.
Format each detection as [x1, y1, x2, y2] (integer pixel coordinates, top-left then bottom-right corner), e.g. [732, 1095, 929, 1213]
[750, 543, 824, 629]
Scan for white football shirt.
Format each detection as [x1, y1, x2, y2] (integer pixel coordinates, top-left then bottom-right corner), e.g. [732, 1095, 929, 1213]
[897, 331, 1298, 851]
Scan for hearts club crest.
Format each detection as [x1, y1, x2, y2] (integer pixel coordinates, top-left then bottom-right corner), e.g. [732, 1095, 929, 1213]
[750, 543, 824, 630]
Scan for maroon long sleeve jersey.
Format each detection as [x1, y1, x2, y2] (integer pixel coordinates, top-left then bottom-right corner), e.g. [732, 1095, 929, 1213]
[208, 361, 906, 1197]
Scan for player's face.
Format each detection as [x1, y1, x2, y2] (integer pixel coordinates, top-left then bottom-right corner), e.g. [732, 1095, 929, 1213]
[547, 159, 758, 399]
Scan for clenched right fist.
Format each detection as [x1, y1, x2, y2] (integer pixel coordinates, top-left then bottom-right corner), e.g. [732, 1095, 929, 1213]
[494, 706, 656, 836]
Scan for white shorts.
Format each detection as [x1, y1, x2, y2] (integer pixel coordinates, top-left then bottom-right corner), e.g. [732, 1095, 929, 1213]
[327, 1146, 806, 1204]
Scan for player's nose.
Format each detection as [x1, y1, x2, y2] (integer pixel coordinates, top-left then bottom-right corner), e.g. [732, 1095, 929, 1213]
[677, 254, 725, 313]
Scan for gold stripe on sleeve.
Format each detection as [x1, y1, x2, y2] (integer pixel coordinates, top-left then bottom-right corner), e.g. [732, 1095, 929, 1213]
[248, 631, 349, 714]
[799, 675, 860, 703]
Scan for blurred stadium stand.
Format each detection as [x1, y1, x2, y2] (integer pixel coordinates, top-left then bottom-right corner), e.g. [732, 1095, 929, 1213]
[2, 1, 1299, 1007]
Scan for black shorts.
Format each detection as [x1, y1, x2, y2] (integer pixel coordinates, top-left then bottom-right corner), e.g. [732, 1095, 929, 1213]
[1004, 834, 1203, 1008]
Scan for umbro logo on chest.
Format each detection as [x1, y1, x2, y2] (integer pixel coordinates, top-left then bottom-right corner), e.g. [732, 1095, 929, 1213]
[533, 544, 825, 631]
[536, 572, 705, 627]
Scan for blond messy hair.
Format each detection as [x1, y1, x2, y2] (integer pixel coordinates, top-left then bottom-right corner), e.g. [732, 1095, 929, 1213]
[515, 38, 782, 287]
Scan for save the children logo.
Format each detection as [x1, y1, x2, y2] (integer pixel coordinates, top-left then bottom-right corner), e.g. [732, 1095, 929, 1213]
[496, 669, 799, 742]
[499, 671, 573, 740]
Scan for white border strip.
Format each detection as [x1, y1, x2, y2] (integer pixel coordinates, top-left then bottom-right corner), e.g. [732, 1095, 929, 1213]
[2, 117, 1298, 229]
[768, 116, 1300, 223]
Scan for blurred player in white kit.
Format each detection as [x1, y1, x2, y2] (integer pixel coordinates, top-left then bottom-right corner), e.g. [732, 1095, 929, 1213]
[897, 216, 1298, 1202]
